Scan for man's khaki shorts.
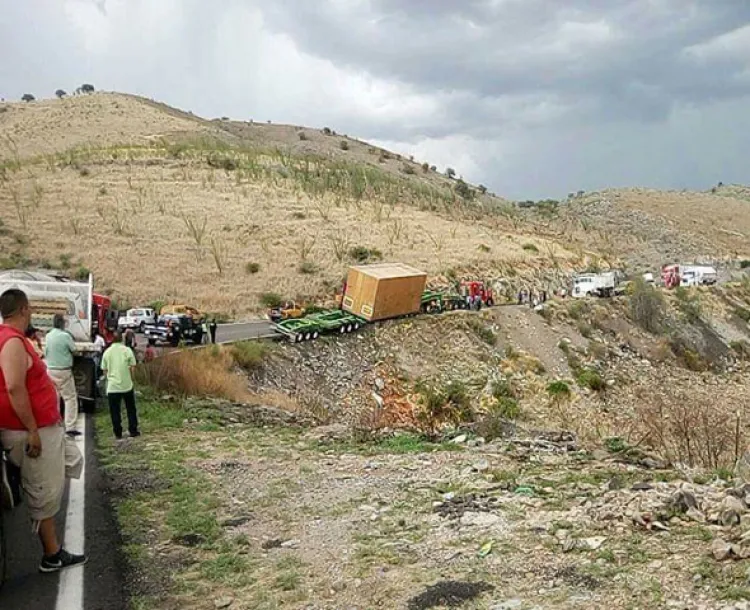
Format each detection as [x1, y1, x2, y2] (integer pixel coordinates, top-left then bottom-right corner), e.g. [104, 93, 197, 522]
[1, 424, 67, 527]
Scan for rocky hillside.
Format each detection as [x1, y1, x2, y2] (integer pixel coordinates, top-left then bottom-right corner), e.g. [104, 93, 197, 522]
[525, 187, 750, 274]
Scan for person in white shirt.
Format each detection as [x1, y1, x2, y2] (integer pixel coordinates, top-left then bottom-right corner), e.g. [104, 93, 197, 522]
[93, 330, 106, 376]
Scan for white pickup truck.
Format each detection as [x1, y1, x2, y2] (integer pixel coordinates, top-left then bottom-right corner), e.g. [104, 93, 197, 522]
[118, 308, 156, 332]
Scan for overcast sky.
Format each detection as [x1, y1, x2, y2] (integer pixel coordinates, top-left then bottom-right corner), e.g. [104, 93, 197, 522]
[2, 0, 749, 199]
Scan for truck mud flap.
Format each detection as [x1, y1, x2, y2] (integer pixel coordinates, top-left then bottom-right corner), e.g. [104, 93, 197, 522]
[73, 357, 97, 412]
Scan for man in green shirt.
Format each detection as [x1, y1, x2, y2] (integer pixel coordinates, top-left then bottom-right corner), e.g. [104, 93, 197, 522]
[101, 331, 140, 439]
[44, 314, 80, 437]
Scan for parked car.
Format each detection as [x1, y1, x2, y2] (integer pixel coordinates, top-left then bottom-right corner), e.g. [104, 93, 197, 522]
[117, 308, 156, 332]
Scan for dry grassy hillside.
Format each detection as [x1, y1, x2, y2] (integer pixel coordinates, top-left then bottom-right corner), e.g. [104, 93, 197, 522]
[0, 93, 575, 315]
[534, 187, 750, 273]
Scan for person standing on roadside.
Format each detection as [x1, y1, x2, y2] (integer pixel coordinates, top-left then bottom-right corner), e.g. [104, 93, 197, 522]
[0, 289, 87, 572]
[101, 331, 140, 440]
[209, 319, 218, 344]
[93, 329, 106, 376]
[44, 314, 80, 437]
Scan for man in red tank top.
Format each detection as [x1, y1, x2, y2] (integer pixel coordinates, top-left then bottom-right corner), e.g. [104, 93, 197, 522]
[0, 289, 87, 573]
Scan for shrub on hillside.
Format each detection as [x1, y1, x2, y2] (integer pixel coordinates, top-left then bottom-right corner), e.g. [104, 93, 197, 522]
[21, 93, 35, 102]
[348, 245, 383, 263]
[322, 127, 332, 135]
[230, 341, 268, 371]
[55, 89, 67, 99]
[546, 380, 571, 399]
[74, 266, 91, 281]
[260, 292, 283, 308]
[740, 260, 750, 269]
[297, 131, 307, 141]
[339, 140, 349, 151]
[245, 261, 260, 275]
[522, 243, 539, 253]
[675, 287, 702, 322]
[735, 307, 750, 322]
[491, 397, 520, 420]
[454, 179, 473, 200]
[468, 319, 496, 345]
[629, 277, 666, 334]
[421, 162, 429, 172]
[415, 379, 473, 436]
[576, 368, 605, 391]
[445, 167, 456, 178]
[401, 163, 415, 175]
[207, 155, 237, 171]
[298, 261, 319, 275]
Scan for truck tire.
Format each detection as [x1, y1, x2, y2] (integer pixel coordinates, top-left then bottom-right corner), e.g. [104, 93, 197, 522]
[304, 332, 312, 341]
[312, 331, 319, 340]
[139, 322, 146, 333]
[148, 338, 156, 346]
[346, 324, 353, 333]
[339, 326, 346, 334]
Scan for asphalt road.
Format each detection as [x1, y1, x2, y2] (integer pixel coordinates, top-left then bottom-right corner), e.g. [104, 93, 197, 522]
[215, 320, 276, 343]
[0, 415, 127, 610]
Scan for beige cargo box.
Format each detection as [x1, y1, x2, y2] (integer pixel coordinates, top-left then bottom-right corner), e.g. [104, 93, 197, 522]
[342, 263, 427, 322]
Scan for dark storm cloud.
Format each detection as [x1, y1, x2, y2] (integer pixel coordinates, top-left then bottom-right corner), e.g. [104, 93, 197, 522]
[259, 0, 750, 137]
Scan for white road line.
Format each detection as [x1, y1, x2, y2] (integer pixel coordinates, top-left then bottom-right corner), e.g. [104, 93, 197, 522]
[56, 414, 87, 610]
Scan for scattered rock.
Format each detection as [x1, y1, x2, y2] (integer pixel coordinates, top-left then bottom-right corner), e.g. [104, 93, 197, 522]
[668, 490, 698, 513]
[173, 533, 204, 547]
[712, 538, 732, 561]
[472, 459, 490, 473]
[685, 507, 706, 523]
[453, 434, 467, 444]
[261, 538, 283, 550]
[491, 600, 523, 610]
[723, 494, 747, 515]
[221, 516, 252, 528]
[631, 481, 653, 491]
[214, 598, 233, 609]
[582, 536, 606, 550]
[281, 539, 300, 548]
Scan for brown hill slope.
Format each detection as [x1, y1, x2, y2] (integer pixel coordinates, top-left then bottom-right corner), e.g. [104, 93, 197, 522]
[0, 93, 574, 314]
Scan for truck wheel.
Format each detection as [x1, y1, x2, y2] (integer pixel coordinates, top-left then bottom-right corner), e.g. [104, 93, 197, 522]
[339, 326, 346, 334]
[294, 334, 302, 343]
[148, 339, 156, 346]
[304, 332, 312, 341]
[354, 323, 360, 331]
[346, 324, 353, 333]
[312, 331, 319, 340]
[139, 322, 146, 333]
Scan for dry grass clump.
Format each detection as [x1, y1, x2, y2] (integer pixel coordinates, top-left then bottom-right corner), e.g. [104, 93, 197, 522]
[136, 347, 251, 402]
[635, 390, 743, 470]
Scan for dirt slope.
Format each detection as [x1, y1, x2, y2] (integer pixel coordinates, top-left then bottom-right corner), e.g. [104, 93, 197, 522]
[0, 93, 574, 314]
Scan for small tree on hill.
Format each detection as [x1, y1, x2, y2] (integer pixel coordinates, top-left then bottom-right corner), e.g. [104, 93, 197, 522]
[80, 83, 95, 94]
[445, 167, 456, 178]
[55, 89, 67, 99]
[21, 93, 35, 102]
[454, 178, 473, 200]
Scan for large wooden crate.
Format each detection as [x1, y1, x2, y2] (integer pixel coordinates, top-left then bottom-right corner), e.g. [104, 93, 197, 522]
[342, 263, 427, 322]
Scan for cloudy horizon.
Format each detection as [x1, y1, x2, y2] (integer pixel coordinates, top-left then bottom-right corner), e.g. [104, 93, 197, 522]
[1, 0, 749, 199]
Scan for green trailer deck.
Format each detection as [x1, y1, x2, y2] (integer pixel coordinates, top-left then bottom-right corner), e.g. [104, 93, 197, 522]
[274, 309, 366, 341]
